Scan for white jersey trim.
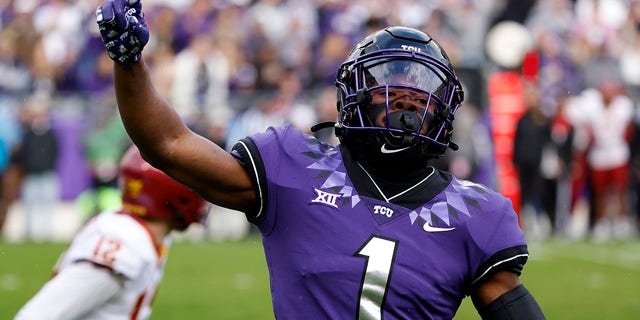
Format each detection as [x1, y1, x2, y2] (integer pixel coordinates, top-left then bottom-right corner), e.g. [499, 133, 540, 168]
[237, 140, 265, 219]
[471, 253, 530, 286]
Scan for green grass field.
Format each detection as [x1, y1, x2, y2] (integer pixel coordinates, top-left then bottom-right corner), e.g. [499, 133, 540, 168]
[2, 237, 639, 319]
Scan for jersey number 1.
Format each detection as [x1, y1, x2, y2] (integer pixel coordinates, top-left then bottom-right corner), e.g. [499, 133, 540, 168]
[355, 235, 398, 320]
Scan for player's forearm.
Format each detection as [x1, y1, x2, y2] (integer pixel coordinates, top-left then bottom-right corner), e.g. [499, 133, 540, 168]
[478, 285, 546, 320]
[113, 61, 189, 162]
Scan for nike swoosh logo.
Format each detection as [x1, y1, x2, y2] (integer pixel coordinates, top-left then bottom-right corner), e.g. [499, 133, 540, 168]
[423, 222, 455, 233]
[380, 144, 410, 154]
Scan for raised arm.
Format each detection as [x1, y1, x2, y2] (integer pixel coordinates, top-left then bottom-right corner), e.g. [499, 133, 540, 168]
[96, 0, 255, 212]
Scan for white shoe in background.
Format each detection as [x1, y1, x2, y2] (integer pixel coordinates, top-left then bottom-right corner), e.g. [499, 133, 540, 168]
[591, 218, 612, 243]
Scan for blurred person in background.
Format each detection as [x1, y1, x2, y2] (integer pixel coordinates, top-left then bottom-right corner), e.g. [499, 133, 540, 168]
[77, 97, 130, 219]
[431, 102, 493, 185]
[312, 30, 352, 86]
[512, 83, 553, 240]
[94, 1, 546, 318]
[170, 30, 233, 148]
[310, 85, 340, 145]
[546, 89, 576, 237]
[13, 93, 60, 242]
[0, 141, 23, 239]
[0, 27, 35, 97]
[15, 145, 209, 320]
[245, 0, 317, 82]
[631, 100, 640, 236]
[575, 78, 635, 242]
[169, 0, 216, 53]
[0, 127, 7, 199]
[0, 100, 22, 237]
[618, 1, 640, 102]
[28, 0, 85, 95]
[225, 67, 316, 147]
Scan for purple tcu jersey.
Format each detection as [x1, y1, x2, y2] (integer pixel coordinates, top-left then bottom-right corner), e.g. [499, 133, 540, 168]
[232, 125, 529, 319]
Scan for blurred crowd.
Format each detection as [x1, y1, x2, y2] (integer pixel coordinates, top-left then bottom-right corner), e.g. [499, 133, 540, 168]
[0, 0, 639, 243]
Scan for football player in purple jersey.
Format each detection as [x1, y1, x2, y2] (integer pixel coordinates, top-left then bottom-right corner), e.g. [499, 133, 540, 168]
[95, 0, 546, 319]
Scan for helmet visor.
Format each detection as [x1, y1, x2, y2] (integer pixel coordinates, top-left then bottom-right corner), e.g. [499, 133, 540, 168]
[361, 58, 451, 104]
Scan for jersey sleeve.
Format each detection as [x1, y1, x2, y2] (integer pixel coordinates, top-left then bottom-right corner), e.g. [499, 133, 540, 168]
[465, 194, 529, 293]
[62, 218, 154, 280]
[231, 125, 298, 231]
[14, 262, 123, 320]
[231, 136, 270, 222]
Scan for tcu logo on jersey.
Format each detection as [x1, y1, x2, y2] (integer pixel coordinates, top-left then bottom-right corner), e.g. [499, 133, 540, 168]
[311, 188, 341, 208]
[373, 205, 394, 218]
[401, 45, 421, 52]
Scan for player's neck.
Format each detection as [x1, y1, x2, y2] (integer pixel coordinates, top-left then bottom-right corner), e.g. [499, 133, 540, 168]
[356, 162, 434, 202]
[353, 154, 430, 184]
[144, 220, 172, 244]
[341, 144, 432, 195]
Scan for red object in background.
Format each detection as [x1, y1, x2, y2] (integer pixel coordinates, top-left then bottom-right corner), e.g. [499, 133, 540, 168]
[521, 50, 539, 83]
[487, 71, 526, 228]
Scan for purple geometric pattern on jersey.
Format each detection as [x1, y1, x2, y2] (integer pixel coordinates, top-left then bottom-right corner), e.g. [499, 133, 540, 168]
[409, 178, 490, 228]
[303, 136, 361, 207]
[301, 135, 493, 224]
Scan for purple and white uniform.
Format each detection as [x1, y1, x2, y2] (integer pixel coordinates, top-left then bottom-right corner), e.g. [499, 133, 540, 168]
[232, 125, 528, 319]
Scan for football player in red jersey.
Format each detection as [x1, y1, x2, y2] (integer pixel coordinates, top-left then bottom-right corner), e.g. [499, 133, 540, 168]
[15, 145, 208, 320]
[93, 0, 546, 318]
